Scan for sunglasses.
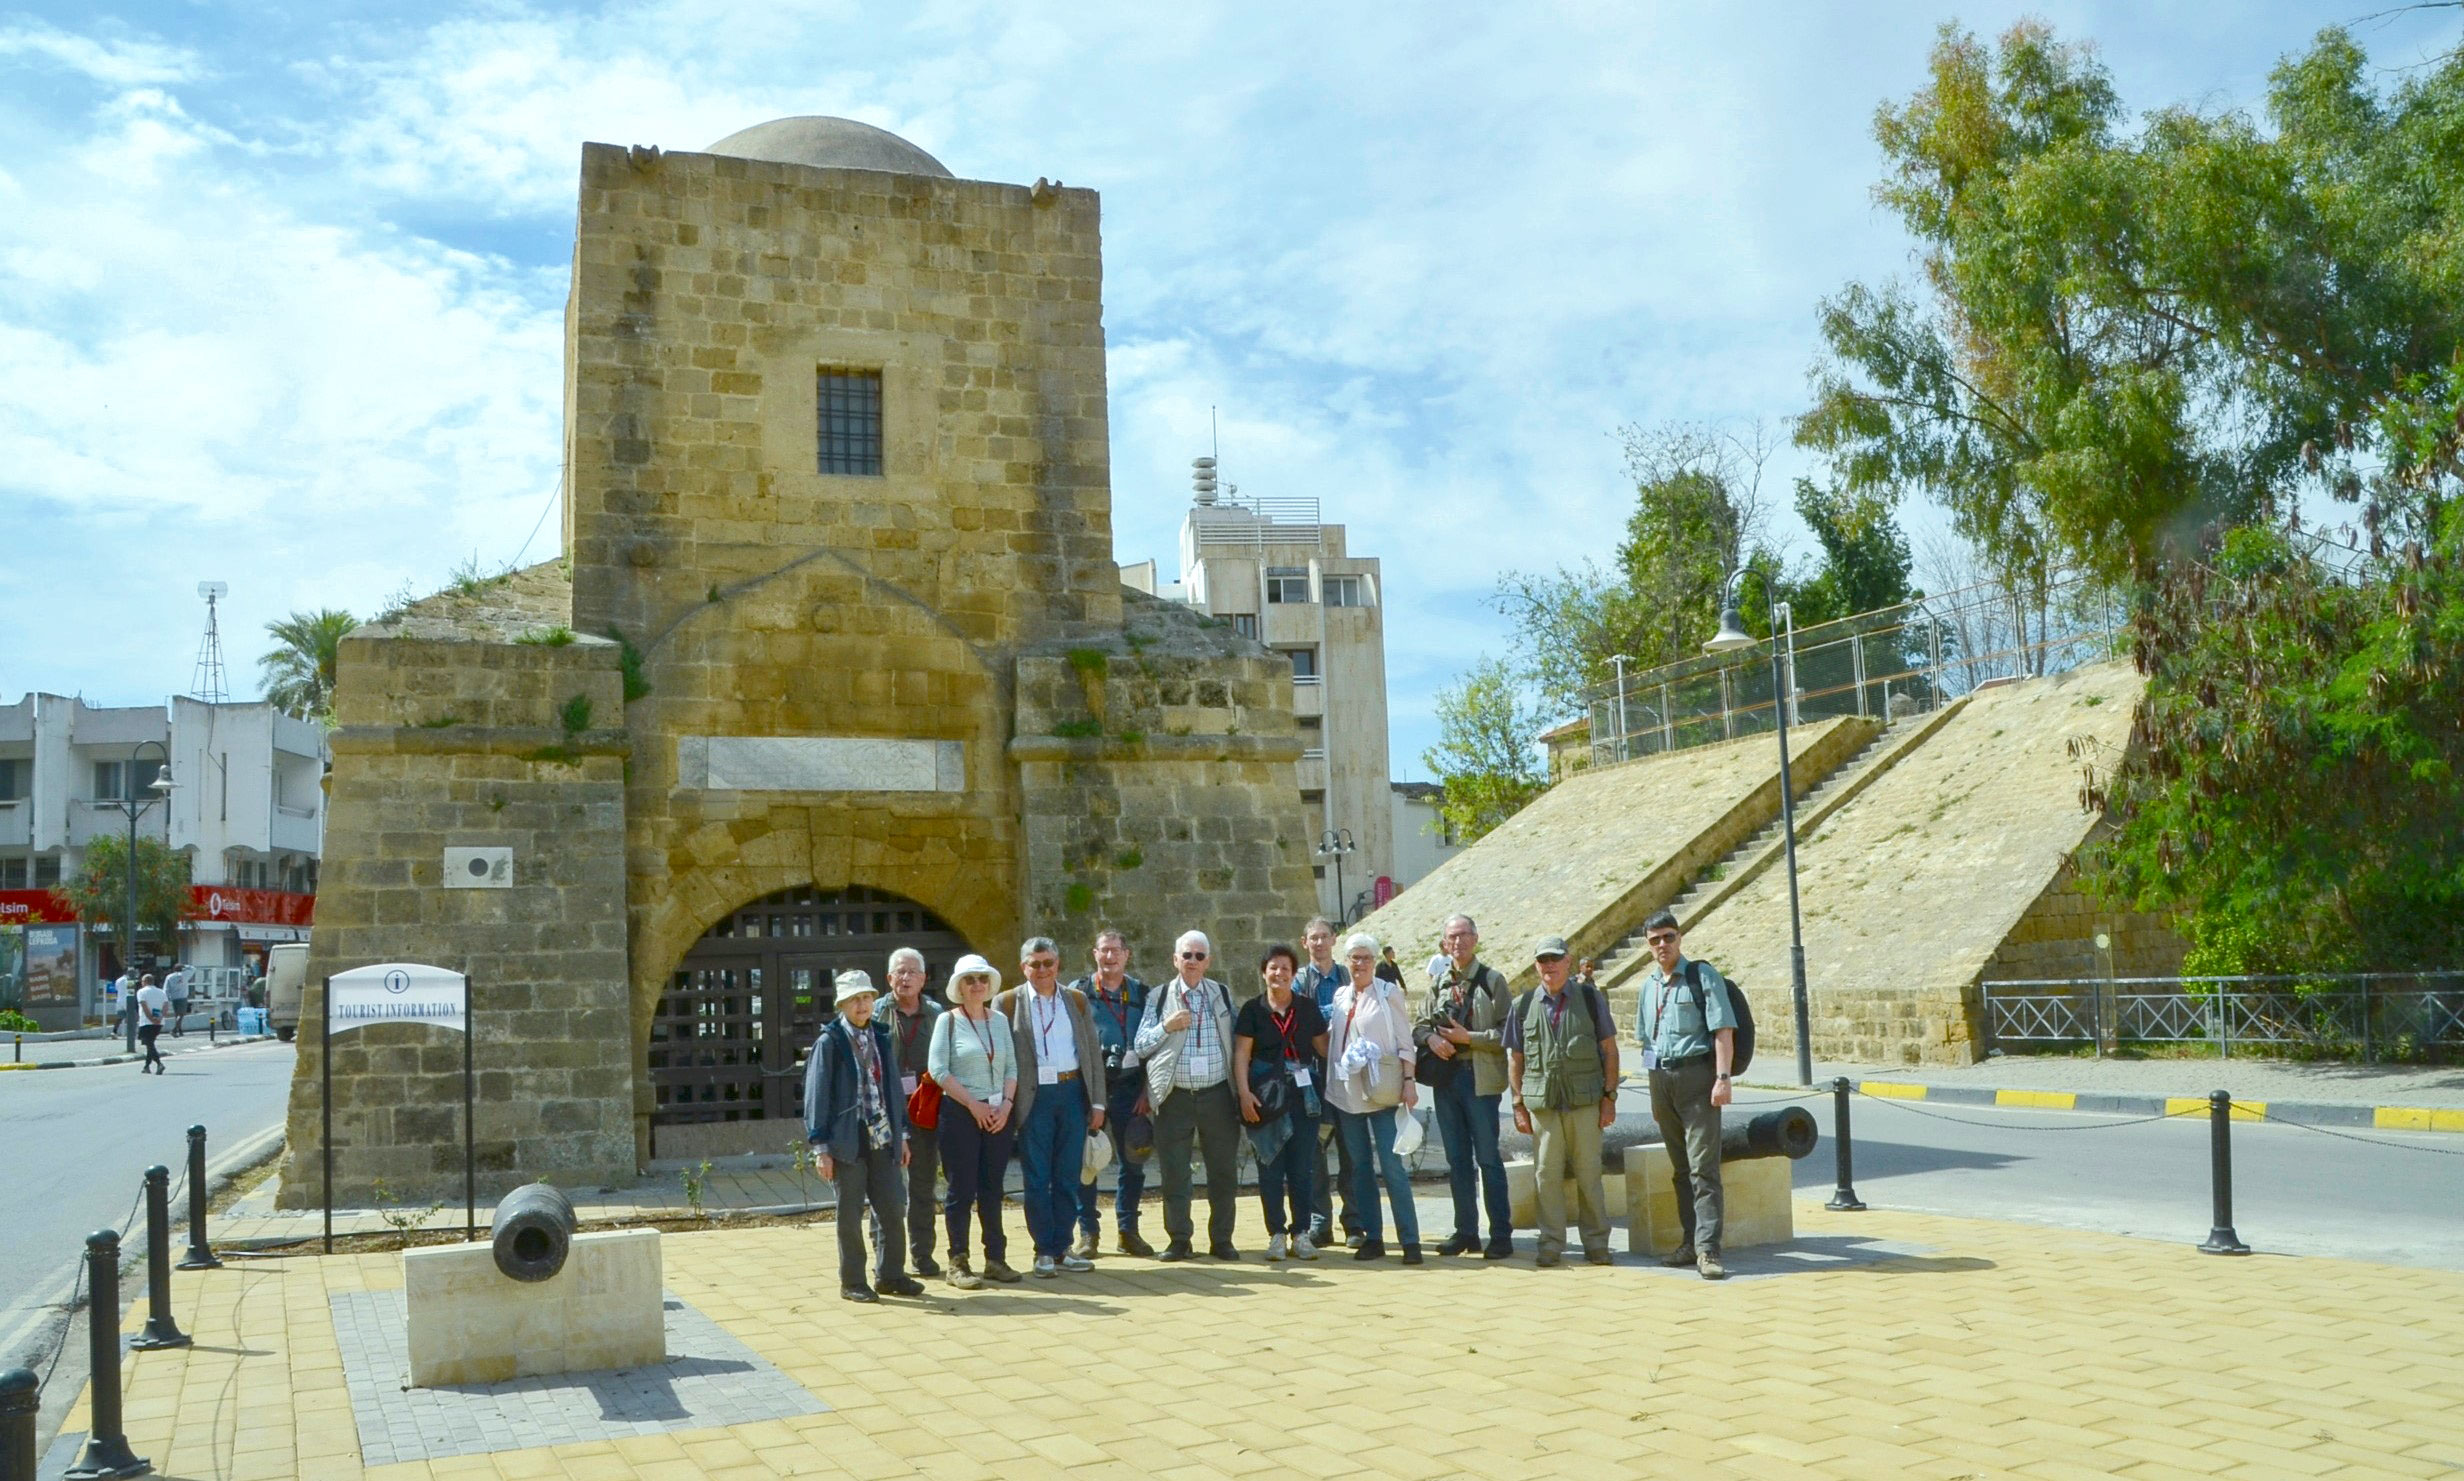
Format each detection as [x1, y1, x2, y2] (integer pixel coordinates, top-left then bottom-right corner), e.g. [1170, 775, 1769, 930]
[1180, 951, 1209, 960]
[1646, 933, 1678, 946]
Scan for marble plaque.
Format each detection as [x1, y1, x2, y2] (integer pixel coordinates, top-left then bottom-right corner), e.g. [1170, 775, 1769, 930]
[677, 736, 964, 793]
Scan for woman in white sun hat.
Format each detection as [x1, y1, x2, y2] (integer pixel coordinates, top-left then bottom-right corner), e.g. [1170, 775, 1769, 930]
[928, 954, 1021, 1289]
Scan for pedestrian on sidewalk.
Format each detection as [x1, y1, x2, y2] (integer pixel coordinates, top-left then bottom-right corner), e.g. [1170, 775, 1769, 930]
[1326, 932, 1422, 1264]
[1234, 942, 1328, 1262]
[1506, 936, 1620, 1267]
[875, 947, 944, 1277]
[999, 936, 1106, 1279]
[1635, 909, 1738, 1280]
[1298, 916, 1363, 1250]
[135, 974, 169, 1074]
[804, 971, 925, 1303]
[166, 962, 191, 1037]
[1415, 914, 1514, 1259]
[1136, 930, 1243, 1261]
[1070, 928, 1153, 1257]
[928, 955, 1020, 1289]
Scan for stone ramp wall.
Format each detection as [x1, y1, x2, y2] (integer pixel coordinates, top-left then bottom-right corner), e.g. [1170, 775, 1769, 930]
[1679, 660, 2152, 1067]
[1352, 716, 1875, 992]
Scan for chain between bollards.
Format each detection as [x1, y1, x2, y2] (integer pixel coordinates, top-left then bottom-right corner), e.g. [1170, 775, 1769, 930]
[65, 1230, 148, 1479]
[178, 1126, 220, 1271]
[2198, 1088, 2251, 1255]
[1, 1367, 37, 1481]
[1824, 1076, 1867, 1211]
[131, 1169, 188, 1352]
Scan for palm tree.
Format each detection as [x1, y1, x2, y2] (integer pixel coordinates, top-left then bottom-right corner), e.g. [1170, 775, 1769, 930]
[259, 609, 358, 723]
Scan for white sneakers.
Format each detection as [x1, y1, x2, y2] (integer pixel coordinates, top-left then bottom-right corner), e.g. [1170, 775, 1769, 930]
[1033, 1254, 1059, 1278]
[1291, 1232, 1318, 1260]
[1266, 1233, 1318, 1261]
[1265, 1234, 1288, 1262]
[1059, 1253, 1093, 1272]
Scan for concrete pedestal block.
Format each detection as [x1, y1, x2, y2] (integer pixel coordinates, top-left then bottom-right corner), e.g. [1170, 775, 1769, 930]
[405, 1228, 664, 1387]
[1504, 1156, 1630, 1228]
[1621, 1144, 1792, 1256]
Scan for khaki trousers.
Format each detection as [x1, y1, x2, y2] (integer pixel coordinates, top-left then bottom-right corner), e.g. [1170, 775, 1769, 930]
[1529, 1105, 1612, 1258]
[1648, 1057, 1723, 1253]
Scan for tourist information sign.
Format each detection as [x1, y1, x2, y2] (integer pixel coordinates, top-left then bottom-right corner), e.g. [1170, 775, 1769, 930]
[322, 963, 475, 1252]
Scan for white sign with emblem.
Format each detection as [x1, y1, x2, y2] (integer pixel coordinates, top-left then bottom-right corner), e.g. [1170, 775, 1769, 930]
[443, 847, 513, 889]
[328, 962, 468, 1034]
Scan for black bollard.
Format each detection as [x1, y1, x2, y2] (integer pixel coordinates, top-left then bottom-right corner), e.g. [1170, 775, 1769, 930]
[178, 1127, 220, 1271]
[1, 1367, 37, 1481]
[131, 1169, 188, 1351]
[66, 1231, 148, 1479]
[1825, 1077, 1867, 1211]
[2198, 1089, 2251, 1255]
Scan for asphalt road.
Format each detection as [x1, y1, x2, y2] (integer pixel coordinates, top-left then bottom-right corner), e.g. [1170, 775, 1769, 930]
[0, 1039, 292, 1438]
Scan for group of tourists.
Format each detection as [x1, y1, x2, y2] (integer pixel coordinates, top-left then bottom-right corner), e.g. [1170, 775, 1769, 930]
[803, 908, 1742, 1303]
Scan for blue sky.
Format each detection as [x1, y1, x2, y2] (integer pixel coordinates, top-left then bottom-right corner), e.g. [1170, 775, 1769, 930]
[3, 1, 2457, 776]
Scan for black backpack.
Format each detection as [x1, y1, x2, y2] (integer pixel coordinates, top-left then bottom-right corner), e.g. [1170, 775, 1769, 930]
[1686, 961, 1754, 1077]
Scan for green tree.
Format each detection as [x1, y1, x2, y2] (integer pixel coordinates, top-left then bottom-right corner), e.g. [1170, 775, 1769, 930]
[1801, 22, 2464, 584]
[1421, 658, 1547, 842]
[259, 609, 357, 724]
[1779, 480, 1917, 628]
[58, 834, 194, 954]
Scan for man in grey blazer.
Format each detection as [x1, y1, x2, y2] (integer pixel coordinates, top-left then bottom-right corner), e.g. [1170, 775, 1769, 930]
[805, 971, 927, 1302]
[999, 937, 1109, 1278]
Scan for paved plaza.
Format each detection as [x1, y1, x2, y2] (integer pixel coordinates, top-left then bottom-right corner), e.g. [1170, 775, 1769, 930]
[53, 1192, 2464, 1480]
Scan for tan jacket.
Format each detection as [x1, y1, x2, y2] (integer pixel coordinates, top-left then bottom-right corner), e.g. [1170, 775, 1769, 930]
[999, 985, 1107, 1124]
[1414, 957, 1513, 1097]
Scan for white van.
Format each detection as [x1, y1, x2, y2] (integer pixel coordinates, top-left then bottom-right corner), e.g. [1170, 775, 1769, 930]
[266, 942, 309, 1042]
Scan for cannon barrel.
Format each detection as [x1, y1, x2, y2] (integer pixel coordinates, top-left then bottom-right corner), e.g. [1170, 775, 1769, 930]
[490, 1182, 578, 1282]
[1720, 1106, 1819, 1162]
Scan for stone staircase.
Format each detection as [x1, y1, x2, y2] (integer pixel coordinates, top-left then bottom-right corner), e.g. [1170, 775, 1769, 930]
[1592, 697, 1973, 1018]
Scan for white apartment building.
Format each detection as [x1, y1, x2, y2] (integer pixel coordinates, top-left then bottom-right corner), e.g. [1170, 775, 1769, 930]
[1123, 465, 1400, 923]
[0, 693, 325, 1022]
[1387, 782, 1464, 900]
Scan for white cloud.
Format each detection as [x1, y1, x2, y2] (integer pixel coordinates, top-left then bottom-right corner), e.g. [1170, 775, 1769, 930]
[0, 20, 196, 87]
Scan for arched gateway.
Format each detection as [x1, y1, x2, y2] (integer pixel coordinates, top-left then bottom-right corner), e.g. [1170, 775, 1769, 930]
[648, 885, 970, 1159]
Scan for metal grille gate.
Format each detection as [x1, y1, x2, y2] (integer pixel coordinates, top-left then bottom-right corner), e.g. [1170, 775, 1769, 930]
[647, 885, 971, 1140]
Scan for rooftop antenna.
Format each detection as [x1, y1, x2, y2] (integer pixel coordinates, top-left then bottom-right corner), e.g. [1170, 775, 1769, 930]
[192, 581, 230, 703]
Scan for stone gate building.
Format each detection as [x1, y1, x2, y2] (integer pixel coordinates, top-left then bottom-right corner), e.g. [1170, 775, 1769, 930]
[279, 118, 1321, 1202]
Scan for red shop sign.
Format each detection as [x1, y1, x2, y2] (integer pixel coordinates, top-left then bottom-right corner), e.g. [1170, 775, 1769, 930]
[0, 890, 76, 924]
[187, 887, 316, 927]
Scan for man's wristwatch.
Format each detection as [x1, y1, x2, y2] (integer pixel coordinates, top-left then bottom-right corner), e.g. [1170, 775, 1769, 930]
[1715, 1073, 1732, 1082]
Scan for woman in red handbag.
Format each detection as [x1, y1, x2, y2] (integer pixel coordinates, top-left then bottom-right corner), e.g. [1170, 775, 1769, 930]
[927, 955, 1020, 1289]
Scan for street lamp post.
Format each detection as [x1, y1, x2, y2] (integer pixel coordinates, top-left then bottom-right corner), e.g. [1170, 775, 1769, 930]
[1609, 654, 1632, 763]
[110, 741, 175, 1051]
[1705, 580, 1814, 1086]
[1315, 828, 1356, 926]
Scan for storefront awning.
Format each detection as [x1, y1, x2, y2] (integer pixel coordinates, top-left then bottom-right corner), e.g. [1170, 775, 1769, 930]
[234, 924, 309, 943]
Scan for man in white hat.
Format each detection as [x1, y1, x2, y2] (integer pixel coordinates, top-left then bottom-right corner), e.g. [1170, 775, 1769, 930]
[805, 970, 926, 1303]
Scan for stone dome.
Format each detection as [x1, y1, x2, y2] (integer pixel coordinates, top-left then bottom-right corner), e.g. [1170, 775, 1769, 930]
[702, 116, 954, 178]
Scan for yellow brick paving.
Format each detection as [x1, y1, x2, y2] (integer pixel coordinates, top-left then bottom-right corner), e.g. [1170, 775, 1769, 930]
[66, 1200, 2464, 1480]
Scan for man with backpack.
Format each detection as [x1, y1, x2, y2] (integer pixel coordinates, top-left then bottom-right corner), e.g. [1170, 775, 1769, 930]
[1635, 909, 1743, 1280]
[1505, 936, 1620, 1267]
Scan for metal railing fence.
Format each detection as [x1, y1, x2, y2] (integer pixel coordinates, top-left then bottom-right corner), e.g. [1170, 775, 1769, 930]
[1981, 974, 2464, 1062]
[1586, 571, 2125, 767]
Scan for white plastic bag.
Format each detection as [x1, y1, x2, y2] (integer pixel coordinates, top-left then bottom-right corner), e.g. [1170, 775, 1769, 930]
[1389, 1108, 1426, 1159]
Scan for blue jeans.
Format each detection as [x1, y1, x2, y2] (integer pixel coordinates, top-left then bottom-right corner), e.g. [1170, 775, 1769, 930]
[1017, 1081, 1090, 1258]
[1336, 1107, 1420, 1246]
[1080, 1083, 1147, 1237]
[1257, 1111, 1316, 1236]
[1434, 1073, 1510, 1243]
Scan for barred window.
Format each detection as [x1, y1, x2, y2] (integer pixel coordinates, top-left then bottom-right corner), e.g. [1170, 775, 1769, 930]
[816, 369, 884, 476]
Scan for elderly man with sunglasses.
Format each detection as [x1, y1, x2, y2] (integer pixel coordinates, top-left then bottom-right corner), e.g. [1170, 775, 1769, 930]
[1134, 929, 1243, 1261]
[1634, 909, 1739, 1280]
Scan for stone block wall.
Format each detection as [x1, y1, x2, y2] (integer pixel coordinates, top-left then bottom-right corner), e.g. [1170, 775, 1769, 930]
[1980, 868, 2186, 984]
[1010, 592, 1320, 992]
[278, 614, 636, 1206]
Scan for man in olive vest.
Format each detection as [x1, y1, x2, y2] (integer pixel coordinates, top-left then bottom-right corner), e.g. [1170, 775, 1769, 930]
[1504, 935, 1621, 1267]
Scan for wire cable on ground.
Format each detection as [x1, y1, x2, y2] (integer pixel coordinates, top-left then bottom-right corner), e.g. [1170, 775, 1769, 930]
[1854, 1088, 2176, 1132]
[2233, 1101, 2464, 1157]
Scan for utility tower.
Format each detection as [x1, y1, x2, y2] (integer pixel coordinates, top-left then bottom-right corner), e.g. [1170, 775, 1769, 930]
[192, 581, 230, 703]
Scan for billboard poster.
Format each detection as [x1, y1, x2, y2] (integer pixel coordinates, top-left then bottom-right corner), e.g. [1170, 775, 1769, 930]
[0, 925, 21, 1008]
[23, 924, 79, 1006]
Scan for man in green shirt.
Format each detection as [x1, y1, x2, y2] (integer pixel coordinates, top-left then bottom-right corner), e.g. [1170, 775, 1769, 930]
[1634, 909, 1737, 1280]
[1505, 936, 1621, 1267]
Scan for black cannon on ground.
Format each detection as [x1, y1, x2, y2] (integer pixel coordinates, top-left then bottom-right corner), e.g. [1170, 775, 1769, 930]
[1639, 1106, 1819, 1163]
[490, 1182, 579, 1282]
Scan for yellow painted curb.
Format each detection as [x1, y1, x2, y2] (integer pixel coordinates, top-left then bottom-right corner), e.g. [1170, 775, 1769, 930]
[1862, 1081, 1928, 1100]
[2374, 1106, 2464, 1133]
[2166, 1097, 2264, 1121]
[0, 1062, 37, 1072]
[1994, 1089, 2076, 1110]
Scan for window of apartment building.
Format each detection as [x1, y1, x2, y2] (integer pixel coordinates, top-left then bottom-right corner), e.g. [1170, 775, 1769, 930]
[816, 368, 885, 476]
[1265, 567, 1313, 604]
[1228, 614, 1260, 639]
[1283, 647, 1319, 681]
[0, 857, 25, 888]
[1321, 574, 1371, 608]
[32, 854, 59, 888]
[0, 758, 24, 801]
[92, 759, 165, 802]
